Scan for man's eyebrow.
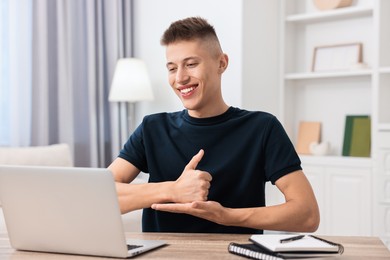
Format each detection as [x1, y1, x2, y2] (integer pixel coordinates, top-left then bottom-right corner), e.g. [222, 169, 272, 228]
[166, 62, 175, 68]
[166, 56, 200, 67]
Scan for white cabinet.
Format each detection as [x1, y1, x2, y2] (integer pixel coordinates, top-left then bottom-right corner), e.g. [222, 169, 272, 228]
[278, 0, 390, 241]
[374, 132, 390, 248]
[266, 156, 372, 236]
[302, 156, 372, 236]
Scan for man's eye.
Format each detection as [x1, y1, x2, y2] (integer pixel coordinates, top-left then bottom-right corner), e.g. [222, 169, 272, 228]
[168, 67, 177, 72]
[187, 63, 197, 68]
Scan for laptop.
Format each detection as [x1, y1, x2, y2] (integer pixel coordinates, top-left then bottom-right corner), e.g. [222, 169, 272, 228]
[0, 165, 166, 258]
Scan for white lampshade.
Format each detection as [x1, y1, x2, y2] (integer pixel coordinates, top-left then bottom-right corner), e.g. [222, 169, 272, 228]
[109, 58, 154, 102]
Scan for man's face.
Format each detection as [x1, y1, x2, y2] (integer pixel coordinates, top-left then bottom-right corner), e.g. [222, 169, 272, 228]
[165, 39, 224, 117]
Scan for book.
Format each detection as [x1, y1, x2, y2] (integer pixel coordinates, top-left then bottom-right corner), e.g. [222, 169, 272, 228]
[249, 234, 344, 254]
[296, 121, 321, 155]
[342, 115, 355, 156]
[349, 117, 371, 157]
[228, 242, 284, 260]
[342, 115, 371, 157]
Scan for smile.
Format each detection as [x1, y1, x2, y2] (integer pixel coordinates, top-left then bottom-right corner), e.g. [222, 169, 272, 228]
[180, 87, 195, 94]
[178, 85, 198, 96]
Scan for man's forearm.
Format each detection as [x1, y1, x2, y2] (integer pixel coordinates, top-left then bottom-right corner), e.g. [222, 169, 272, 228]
[151, 199, 319, 233]
[225, 201, 319, 232]
[115, 181, 175, 214]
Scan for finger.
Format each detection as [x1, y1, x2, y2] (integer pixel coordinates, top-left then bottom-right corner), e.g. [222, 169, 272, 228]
[203, 181, 211, 189]
[205, 172, 212, 182]
[151, 203, 191, 213]
[196, 170, 212, 182]
[184, 149, 204, 170]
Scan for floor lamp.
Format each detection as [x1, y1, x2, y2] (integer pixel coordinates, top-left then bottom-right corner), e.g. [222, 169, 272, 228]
[109, 58, 154, 151]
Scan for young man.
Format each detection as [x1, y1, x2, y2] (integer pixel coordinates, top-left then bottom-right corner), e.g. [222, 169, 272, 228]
[108, 17, 320, 234]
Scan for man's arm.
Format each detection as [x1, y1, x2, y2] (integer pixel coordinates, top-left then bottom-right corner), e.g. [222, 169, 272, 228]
[151, 170, 320, 232]
[108, 157, 172, 213]
[108, 149, 212, 214]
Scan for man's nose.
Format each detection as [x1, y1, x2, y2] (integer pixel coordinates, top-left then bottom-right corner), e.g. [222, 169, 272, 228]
[176, 67, 190, 84]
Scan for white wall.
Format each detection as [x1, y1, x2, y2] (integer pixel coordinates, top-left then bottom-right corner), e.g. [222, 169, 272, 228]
[132, 0, 243, 125]
[242, 0, 280, 116]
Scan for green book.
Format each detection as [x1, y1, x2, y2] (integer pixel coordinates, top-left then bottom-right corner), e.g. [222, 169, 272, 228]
[349, 117, 371, 157]
[342, 116, 354, 156]
[342, 115, 370, 157]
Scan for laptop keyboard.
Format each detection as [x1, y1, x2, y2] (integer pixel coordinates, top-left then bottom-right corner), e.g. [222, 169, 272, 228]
[127, 244, 143, 250]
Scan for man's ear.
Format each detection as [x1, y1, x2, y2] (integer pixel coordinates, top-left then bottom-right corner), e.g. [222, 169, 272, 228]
[218, 54, 229, 73]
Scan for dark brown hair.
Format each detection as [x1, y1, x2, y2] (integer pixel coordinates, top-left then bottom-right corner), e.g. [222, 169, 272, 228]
[160, 17, 220, 47]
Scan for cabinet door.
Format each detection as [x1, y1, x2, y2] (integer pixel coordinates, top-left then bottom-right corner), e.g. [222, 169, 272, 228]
[303, 161, 371, 236]
[374, 147, 390, 243]
[325, 167, 372, 236]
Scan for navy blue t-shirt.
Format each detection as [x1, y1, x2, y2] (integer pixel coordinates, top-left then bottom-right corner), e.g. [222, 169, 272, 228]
[118, 107, 301, 234]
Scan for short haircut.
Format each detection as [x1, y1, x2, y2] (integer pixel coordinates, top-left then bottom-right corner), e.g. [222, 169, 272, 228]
[160, 17, 222, 51]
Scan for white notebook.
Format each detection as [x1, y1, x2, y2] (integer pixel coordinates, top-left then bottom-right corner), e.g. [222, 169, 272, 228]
[250, 234, 343, 253]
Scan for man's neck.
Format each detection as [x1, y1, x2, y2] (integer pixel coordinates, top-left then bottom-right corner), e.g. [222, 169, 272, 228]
[187, 103, 230, 118]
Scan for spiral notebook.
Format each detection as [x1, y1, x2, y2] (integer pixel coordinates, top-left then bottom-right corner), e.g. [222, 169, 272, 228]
[250, 234, 343, 254]
[228, 243, 284, 260]
[228, 234, 344, 259]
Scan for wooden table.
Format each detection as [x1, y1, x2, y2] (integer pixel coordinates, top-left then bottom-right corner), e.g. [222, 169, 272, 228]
[1, 232, 390, 259]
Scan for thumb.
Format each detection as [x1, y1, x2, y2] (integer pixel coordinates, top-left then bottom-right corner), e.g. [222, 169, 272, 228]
[185, 149, 204, 170]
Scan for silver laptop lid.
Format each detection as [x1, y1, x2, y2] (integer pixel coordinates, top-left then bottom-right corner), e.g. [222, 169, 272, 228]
[0, 165, 129, 258]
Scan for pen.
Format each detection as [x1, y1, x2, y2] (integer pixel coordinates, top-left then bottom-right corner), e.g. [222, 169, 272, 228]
[279, 235, 305, 243]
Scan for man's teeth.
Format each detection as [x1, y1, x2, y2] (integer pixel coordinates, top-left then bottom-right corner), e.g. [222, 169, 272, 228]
[180, 87, 194, 94]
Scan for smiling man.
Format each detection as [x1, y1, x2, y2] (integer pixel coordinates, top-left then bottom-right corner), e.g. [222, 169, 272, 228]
[108, 17, 320, 234]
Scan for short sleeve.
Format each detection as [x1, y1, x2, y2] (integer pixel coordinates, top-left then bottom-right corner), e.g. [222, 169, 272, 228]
[118, 122, 149, 173]
[263, 117, 302, 184]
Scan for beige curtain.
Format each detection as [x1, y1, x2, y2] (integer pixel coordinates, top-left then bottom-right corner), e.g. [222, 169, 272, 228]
[31, 0, 133, 167]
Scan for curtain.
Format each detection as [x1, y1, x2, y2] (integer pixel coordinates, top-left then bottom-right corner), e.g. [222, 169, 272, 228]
[0, 0, 32, 146]
[30, 0, 133, 167]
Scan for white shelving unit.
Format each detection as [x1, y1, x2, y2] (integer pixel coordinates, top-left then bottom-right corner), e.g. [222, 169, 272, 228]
[280, 0, 374, 157]
[373, 0, 390, 249]
[278, 0, 390, 242]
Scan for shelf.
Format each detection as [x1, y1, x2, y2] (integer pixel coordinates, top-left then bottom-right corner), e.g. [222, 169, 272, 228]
[378, 124, 390, 131]
[379, 201, 390, 207]
[285, 69, 372, 80]
[300, 155, 372, 168]
[379, 67, 390, 74]
[285, 6, 373, 24]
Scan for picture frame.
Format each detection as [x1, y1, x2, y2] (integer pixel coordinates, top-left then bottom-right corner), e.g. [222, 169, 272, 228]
[312, 43, 362, 72]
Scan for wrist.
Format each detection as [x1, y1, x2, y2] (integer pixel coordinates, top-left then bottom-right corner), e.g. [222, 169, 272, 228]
[159, 181, 177, 203]
[225, 207, 253, 227]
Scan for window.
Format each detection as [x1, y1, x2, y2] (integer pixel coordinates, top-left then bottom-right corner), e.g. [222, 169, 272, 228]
[0, 0, 32, 146]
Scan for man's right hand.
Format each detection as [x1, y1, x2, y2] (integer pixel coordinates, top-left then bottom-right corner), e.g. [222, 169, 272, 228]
[172, 149, 212, 203]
